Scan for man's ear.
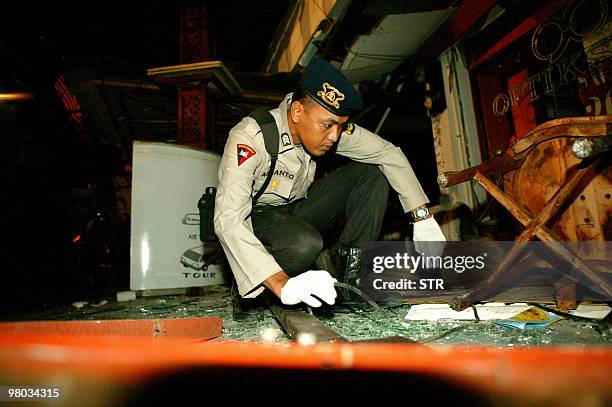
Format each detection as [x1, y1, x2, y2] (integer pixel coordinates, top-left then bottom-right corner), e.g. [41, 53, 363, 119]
[290, 101, 303, 124]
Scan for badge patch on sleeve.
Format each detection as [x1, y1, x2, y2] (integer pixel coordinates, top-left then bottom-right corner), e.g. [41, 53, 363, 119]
[281, 133, 291, 147]
[237, 144, 256, 166]
[344, 123, 355, 135]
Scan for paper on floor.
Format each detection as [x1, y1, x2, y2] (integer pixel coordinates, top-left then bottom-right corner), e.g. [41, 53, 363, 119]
[405, 303, 533, 321]
[569, 304, 611, 319]
[404, 303, 611, 322]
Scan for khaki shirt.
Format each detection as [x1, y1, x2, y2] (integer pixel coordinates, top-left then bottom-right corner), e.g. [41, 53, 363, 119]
[214, 93, 429, 297]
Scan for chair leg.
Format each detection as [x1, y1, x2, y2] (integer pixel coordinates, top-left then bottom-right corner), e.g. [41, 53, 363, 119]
[451, 162, 611, 310]
[555, 277, 578, 310]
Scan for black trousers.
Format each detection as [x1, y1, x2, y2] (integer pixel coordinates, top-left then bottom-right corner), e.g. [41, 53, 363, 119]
[252, 161, 389, 277]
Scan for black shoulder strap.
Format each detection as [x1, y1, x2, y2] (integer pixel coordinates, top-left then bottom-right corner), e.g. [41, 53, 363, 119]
[249, 107, 279, 204]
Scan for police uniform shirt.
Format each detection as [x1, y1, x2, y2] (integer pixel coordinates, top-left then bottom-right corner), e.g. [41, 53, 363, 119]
[214, 93, 429, 298]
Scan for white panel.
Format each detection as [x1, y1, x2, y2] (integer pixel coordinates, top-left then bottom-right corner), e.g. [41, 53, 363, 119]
[436, 48, 487, 209]
[342, 9, 454, 82]
[130, 141, 227, 290]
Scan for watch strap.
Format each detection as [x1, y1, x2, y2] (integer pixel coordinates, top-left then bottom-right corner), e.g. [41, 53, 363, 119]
[409, 206, 432, 223]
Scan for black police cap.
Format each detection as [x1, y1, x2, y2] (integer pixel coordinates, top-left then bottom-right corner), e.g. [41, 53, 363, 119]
[299, 58, 364, 116]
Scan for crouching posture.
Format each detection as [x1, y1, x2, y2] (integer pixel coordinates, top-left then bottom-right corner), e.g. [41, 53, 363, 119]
[214, 58, 445, 308]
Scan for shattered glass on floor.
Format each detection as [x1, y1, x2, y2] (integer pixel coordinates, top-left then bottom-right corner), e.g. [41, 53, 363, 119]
[1, 285, 610, 346]
[316, 305, 611, 346]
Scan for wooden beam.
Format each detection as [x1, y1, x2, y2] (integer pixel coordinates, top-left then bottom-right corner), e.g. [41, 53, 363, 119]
[267, 303, 346, 343]
[438, 115, 612, 187]
[0, 317, 222, 340]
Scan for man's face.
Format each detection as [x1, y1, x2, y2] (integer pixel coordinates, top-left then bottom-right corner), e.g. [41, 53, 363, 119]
[290, 99, 349, 157]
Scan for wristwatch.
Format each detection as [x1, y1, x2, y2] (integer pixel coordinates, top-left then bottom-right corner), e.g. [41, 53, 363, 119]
[409, 206, 431, 223]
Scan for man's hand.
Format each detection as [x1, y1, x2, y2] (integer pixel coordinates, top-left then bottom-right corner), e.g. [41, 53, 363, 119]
[413, 217, 446, 257]
[280, 270, 337, 307]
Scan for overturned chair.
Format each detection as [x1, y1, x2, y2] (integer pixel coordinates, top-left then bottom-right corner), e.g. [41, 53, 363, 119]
[437, 115, 612, 310]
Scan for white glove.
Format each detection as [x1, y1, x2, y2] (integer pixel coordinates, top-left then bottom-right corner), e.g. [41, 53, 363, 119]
[413, 217, 446, 241]
[280, 270, 337, 307]
[413, 217, 446, 258]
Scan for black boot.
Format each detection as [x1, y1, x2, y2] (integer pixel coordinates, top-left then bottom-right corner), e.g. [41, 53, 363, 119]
[314, 243, 340, 279]
[336, 247, 406, 309]
[336, 247, 362, 303]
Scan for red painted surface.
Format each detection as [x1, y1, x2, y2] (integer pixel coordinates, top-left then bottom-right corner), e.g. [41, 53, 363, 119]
[180, 6, 210, 65]
[417, 0, 497, 61]
[178, 87, 207, 148]
[578, 64, 612, 116]
[178, 5, 209, 148]
[469, 0, 578, 158]
[55, 75, 89, 137]
[0, 333, 610, 401]
[0, 317, 222, 340]
[474, 67, 513, 158]
[469, 0, 572, 70]
[507, 69, 537, 144]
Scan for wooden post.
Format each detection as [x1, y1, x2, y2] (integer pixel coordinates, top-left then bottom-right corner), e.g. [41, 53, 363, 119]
[178, 5, 209, 148]
[178, 88, 206, 147]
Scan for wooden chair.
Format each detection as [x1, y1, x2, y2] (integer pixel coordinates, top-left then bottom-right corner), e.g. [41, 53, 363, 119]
[438, 115, 612, 310]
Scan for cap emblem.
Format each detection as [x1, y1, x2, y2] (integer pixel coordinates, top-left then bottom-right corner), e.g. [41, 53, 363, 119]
[317, 82, 345, 109]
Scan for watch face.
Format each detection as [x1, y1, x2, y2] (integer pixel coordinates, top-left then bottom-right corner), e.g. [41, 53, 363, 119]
[415, 208, 428, 218]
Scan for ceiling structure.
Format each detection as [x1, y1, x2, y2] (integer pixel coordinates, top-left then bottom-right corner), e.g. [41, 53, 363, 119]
[1, 0, 466, 88]
[340, 8, 455, 83]
[1, 0, 469, 150]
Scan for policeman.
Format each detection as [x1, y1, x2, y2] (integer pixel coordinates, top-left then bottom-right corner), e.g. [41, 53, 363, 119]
[214, 58, 445, 308]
